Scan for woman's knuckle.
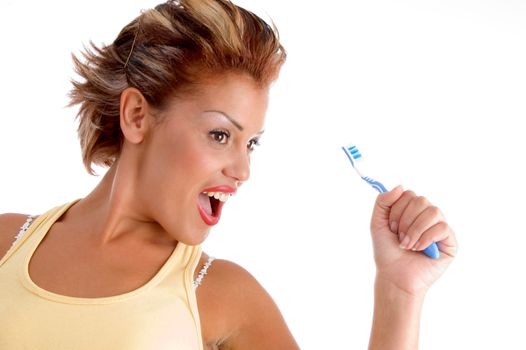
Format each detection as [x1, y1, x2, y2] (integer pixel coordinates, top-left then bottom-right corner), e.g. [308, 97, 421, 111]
[403, 190, 416, 199]
[429, 205, 441, 217]
[416, 196, 429, 206]
[436, 221, 448, 231]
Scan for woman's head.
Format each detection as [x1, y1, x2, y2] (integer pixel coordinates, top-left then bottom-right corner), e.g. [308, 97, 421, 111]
[116, 72, 269, 244]
[69, 0, 286, 175]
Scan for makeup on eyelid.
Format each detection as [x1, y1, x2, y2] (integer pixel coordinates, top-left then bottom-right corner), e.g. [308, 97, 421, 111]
[202, 110, 265, 137]
[208, 129, 261, 152]
[204, 110, 244, 131]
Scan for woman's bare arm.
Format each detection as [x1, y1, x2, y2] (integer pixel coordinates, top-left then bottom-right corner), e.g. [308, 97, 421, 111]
[196, 257, 300, 349]
[368, 276, 424, 350]
[368, 187, 458, 350]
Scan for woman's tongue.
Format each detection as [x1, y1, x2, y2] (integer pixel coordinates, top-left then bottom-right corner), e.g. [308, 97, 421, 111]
[198, 193, 213, 216]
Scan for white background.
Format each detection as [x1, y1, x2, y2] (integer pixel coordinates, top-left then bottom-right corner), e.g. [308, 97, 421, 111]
[1, 1, 525, 348]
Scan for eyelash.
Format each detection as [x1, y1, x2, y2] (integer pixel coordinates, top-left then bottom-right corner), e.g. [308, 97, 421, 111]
[210, 130, 230, 144]
[209, 130, 261, 151]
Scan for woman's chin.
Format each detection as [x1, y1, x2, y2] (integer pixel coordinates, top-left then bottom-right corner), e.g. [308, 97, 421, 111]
[179, 226, 211, 246]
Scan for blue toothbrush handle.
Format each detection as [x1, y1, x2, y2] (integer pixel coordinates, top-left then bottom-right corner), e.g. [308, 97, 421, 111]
[422, 242, 440, 259]
[362, 176, 440, 260]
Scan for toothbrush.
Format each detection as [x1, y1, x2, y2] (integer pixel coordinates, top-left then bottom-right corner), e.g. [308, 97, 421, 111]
[341, 144, 440, 260]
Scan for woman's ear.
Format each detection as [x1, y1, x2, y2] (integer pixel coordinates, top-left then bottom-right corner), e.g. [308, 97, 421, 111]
[119, 87, 151, 144]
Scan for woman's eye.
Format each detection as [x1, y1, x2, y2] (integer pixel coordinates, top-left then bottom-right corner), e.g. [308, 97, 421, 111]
[210, 130, 229, 144]
[247, 138, 260, 151]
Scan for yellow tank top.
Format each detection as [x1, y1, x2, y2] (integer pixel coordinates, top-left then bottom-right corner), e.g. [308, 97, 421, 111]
[0, 200, 204, 350]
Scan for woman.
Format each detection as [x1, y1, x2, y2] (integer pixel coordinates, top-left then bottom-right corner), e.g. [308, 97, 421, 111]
[0, 0, 457, 349]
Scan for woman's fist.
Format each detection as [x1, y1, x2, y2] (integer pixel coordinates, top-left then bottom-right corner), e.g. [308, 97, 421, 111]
[370, 186, 458, 296]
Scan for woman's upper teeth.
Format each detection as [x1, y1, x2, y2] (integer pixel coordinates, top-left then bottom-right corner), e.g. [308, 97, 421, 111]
[203, 191, 230, 202]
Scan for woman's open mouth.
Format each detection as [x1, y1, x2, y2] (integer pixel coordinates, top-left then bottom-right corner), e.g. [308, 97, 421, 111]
[197, 187, 235, 226]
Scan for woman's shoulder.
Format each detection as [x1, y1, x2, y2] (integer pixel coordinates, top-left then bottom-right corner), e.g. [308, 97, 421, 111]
[196, 253, 256, 285]
[195, 253, 267, 300]
[0, 213, 32, 259]
[0, 213, 31, 238]
[196, 253, 299, 349]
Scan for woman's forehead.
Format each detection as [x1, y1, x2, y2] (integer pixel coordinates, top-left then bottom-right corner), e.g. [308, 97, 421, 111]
[162, 73, 269, 115]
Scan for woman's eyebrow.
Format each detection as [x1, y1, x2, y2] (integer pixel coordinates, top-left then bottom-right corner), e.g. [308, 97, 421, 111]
[205, 110, 244, 131]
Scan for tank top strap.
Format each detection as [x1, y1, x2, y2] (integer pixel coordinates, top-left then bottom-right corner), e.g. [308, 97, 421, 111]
[193, 255, 215, 288]
[0, 200, 78, 268]
[12, 214, 38, 247]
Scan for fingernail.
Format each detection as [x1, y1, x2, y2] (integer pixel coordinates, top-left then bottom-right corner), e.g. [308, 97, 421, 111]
[400, 234, 411, 249]
[390, 221, 398, 233]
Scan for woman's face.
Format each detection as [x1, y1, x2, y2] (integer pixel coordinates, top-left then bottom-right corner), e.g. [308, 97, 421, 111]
[137, 73, 269, 245]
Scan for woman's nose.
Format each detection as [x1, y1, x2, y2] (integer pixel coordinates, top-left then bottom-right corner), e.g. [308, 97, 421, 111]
[223, 148, 251, 185]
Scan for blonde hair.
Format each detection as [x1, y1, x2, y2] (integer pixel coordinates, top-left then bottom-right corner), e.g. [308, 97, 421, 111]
[68, 0, 286, 175]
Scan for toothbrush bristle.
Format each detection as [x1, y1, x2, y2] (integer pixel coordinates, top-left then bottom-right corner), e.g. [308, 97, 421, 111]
[347, 145, 362, 160]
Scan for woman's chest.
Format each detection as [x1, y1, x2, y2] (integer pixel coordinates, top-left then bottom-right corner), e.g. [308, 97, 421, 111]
[28, 229, 175, 298]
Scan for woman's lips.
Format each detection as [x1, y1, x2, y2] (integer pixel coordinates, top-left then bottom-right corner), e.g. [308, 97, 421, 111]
[197, 185, 236, 226]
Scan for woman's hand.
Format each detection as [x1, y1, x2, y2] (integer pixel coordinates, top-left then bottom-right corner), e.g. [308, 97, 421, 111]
[369, 185, 458, 297]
